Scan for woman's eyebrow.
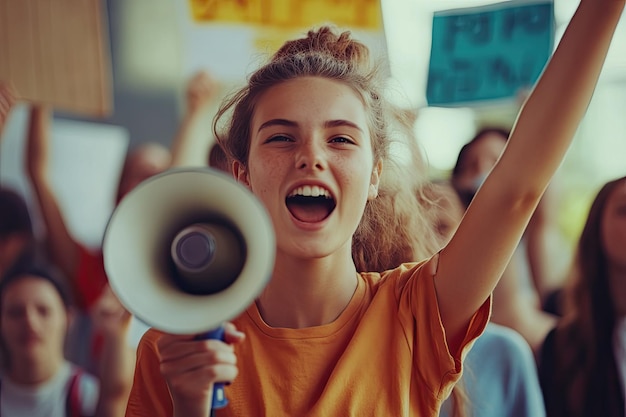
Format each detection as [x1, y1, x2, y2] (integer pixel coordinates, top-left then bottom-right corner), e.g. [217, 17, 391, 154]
[257, 119, 298, 132]
[257, 119, 364, 133]
[324, 119, 364, 132]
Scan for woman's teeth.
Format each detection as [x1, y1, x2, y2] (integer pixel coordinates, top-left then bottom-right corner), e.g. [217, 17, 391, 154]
[288, 185, 332, 198]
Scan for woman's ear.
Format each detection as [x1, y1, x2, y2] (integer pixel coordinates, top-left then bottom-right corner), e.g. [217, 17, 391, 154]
[233, 160, 251, 189]
[368, 160, 383, 200]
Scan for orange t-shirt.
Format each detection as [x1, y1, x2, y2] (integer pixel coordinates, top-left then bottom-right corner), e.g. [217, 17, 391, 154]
[126, 257, 491, 417]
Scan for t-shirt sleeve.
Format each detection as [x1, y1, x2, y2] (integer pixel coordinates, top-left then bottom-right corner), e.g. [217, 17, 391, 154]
[395, 255, 491, 400]
[125, 330, 173, 417]
[75, 245, 109, 311]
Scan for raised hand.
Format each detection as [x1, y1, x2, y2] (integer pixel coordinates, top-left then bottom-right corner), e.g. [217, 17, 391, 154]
[90, 284, 132, 339]
[185, 70, 219, 115]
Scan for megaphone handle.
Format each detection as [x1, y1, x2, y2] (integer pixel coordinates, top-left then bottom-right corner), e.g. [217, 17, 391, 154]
[196, 326, 229, 410]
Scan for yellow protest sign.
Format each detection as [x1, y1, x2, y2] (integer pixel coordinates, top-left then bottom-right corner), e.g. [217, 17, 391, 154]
[188, 0, 381, 29]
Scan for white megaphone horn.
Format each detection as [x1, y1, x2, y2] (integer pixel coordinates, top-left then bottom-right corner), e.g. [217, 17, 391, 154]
[102, 167, 275, 409]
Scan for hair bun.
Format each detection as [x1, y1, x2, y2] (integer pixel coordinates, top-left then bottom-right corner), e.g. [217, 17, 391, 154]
[273, 26, 370, 68]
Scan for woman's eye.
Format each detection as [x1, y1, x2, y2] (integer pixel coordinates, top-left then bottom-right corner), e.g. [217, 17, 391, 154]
[267, 135, 292, 143]
[5, 307, 24, 319]
[37, 306, 51, 317]
[330, 136, 354, 144]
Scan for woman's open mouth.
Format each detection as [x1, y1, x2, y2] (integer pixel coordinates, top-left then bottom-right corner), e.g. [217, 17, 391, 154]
[286, 185, 336, 223]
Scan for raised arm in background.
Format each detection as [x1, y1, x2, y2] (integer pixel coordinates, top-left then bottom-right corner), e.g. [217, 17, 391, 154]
[170, 70, 220, 167]
[25, 106, 82, 290]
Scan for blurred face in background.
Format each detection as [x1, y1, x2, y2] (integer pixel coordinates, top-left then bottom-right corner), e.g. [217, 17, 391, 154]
[452, 132, 507, 207]
[1, 275, 68, 367]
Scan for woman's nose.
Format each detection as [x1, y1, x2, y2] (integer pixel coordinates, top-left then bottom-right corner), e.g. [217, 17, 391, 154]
[296, 141, 326, 171]
[22, 309, 39, 330]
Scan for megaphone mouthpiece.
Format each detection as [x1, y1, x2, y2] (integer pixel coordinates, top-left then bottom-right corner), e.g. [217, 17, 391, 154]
[170, 222, 246, 295]
[172, 226, 216, 270]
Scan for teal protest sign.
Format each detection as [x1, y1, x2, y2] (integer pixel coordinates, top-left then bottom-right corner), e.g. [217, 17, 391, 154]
[426, 0, 554, 106]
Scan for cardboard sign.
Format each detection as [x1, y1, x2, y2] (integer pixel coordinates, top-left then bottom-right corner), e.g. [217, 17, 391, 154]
[0, 0, 113, 117]
[426, 0, 554, 107]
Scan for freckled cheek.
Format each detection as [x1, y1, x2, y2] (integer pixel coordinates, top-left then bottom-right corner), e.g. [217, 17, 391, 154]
[248, 157, 287, 202]
[335, 166, 371, 201]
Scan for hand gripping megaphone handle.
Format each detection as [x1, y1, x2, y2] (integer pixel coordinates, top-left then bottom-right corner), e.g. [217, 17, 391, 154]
[196, 325, 229, 409]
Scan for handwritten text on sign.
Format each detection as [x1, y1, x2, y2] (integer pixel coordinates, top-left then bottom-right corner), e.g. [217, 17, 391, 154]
[426, 0, 554, 106]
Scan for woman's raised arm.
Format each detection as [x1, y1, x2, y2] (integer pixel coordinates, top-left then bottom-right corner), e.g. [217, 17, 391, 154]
[436, 0, 625, 353]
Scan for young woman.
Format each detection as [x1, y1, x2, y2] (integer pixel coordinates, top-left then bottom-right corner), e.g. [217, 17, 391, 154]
[539, 175, 626, 417]
[126, 0, 625, 415]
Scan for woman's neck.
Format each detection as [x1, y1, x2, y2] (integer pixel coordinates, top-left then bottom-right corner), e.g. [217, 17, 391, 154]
[257, 248, 358, 328]
[7, 356, 62, 386]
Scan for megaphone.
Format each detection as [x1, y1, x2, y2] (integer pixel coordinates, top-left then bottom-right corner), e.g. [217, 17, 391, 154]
[102, 167, 275, 408]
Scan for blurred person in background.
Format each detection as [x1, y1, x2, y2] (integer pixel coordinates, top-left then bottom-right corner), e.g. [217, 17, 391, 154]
[0, 261, 131, 417]
[451, 127, 568, 355]
[539, 175, 626, 417]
